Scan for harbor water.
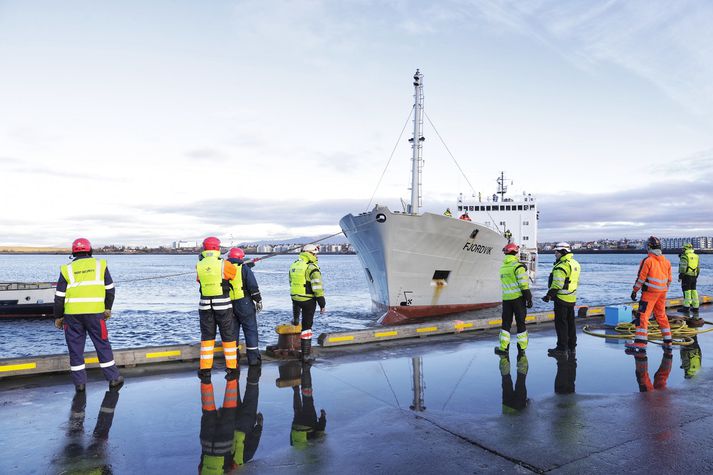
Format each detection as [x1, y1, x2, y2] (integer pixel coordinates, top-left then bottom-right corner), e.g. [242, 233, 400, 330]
[1, 253, 711, 358]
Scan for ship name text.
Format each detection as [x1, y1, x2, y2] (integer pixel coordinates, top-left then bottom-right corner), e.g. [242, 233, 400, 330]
[462, 242, 492, 255]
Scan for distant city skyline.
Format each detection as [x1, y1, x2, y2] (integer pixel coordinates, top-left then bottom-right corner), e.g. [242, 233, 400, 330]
[1, 1, 712, 246]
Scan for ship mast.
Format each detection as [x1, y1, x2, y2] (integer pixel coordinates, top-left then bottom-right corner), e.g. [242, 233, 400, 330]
[497, 171, 508, 201]
[408, 69, 424, 214]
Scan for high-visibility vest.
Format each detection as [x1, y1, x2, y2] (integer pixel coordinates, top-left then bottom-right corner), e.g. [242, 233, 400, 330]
[290, 253, 323, 301]
[196, 251, 226, 297]
[680, 250, 700, 277]
[61, 258, 107, 315]
[549, 253, 580, 304]
[500, 255, 528, 301]
[229, 264, 244, 300]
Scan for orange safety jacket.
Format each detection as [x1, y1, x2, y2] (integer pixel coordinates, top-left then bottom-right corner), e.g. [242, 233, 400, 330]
[633, 253, 672, 294]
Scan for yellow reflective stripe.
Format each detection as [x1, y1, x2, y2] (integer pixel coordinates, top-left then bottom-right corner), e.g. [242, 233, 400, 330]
[328, 335, 355, 343]
[0, 362, 36, 372]
[416, 326, 437, 333]
[146, 350, 181, 358]
[375, 331, 397, 337]
[488, 319, 502, 325]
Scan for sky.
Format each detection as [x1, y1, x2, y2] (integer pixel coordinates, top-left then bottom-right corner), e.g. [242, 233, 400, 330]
[1, 0, 712, 246]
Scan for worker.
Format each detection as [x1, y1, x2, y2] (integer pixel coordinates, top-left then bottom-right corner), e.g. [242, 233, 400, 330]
[626, 236, 673, 354]
[678, 243, 700, 318]
[633, 351, 672, 392]
[681, 335, 702, 379]
[232, 366, 263, 467]
[443, 208, 453, 217]
[198, 376, 239, 474]
[553, 353, 577, 395]
[542, 242, 581, 357]
[227, 247, 263, 367]
[289, 244, 326, 362]
[459, 211, 472, 221]
[53, 238, 123, 393]
[197, 237, 239, 379]
[495, 243, 532, 355]
[503, 229, 512, 243]
[498, 352, 529, 414]
[290, 363, 327, 447]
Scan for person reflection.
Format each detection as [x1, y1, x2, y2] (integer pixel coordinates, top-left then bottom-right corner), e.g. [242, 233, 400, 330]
[553, 353, 577, 395]
[291, 363, 327, 446]
[681, 336, 702, 379]
[633, 350, 673, 392]
[499, 353, 528, 414]
[53, 387, 120, 473]
[232, 366, 264, 467]
[198, 374, 238, 474]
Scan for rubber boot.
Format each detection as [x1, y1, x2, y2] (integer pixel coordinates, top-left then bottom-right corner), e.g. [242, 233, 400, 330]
[678, 306, 691, 316]
[301, 338, 313, 363]
[494, 345, 509, 356]
[625, 340, 647, 354]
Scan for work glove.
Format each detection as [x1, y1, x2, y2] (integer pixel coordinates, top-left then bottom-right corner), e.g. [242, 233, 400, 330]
[256, 413, 264, 427]
[54, 318, 64, 330]
[541, 295, 550, 303]
[104, 309, 112, 320]
[526, 299, 533, 308]
[630, 291, 637, 302]
[255, 301, 263, 313]
[320, 306, 326, 314]
[246, 261, 255, 268]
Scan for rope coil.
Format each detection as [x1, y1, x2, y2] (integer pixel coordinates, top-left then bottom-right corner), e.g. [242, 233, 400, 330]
[583, 316, 713, 346]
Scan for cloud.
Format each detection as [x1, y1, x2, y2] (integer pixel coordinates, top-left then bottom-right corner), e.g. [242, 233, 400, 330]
[185, 148, 229, 162]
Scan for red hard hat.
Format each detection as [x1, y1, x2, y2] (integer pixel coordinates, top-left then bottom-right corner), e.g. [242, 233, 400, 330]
[72, 238, 92, 254]
[203, 236, 221, 251]
[228, 247, 245, 260]
[502, 243, 519, 254]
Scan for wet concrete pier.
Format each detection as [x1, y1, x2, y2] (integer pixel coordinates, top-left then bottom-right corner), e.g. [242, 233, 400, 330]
[3, 308, 713, 474]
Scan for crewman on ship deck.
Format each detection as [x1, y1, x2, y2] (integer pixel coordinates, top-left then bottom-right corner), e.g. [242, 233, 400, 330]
[54, 238, 123, 393]
[495, 243, 532, 355]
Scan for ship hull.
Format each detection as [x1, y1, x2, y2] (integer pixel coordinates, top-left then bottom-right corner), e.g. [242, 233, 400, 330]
[340, 206, 506, 325]
[0, 283, 56, 318]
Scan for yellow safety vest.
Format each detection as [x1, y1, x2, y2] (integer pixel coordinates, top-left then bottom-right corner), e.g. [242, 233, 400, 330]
[290, 253, 323, 301]
[229, 264, 244, 300]
[500, 254, 529, 301]
[680, 250, 700, 277]
[196, 251, 226, 297]
[549, 253, 580, 304]
[61, 258, 107, 315]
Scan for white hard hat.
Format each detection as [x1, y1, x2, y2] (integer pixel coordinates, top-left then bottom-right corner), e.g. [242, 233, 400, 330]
[554, 242, 571, 253]
[303, 244, 319, 254]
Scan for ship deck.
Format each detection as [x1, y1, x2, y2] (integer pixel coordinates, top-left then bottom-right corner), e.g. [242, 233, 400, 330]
[3, 307, 713, 473]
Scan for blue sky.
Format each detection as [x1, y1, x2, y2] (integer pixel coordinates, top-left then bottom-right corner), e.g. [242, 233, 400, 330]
[1, 0, 712, 246]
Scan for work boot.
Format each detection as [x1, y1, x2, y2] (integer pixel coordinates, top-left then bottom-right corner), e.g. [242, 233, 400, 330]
[75, 384, 86, 393]
[301, 338, 314, 363]
[547, 347, 567, 357]
[568, 348, 576, 358]
[108, 376, 124, 392]
[499, 354, 510, 376]
[247, 365, 262, 384]
[248, 351, 262, 367]
[516, 353, 528, 374]
[292, 317, 300, 327]
[678, 306, 691, 316]
[197, 368, 212, 382]
[517, 346, 526, 358]
[625, 340, 647, 354]
[225, 367, 239, 381]
[692, 307, 700, 317]
[494, 345, 509, 356]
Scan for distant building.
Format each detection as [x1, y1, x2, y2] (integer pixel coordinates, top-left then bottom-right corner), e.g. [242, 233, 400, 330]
[661, 237, 713, 250]
[172, 240, 197, 249]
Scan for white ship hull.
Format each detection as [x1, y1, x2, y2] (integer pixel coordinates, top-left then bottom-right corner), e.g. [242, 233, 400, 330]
[0, 282, 56, 318]
[340, 206, 506, 325]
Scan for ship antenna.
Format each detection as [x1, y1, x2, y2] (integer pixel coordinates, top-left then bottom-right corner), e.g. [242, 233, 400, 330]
[408, 69, 424, 214]
[497, 171, 508, 200]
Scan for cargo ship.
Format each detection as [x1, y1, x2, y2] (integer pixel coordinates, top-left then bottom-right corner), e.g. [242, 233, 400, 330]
[339, 70, 538, 325]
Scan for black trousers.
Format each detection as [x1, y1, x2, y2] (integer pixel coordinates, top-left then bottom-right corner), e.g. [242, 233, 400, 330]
[292, 299, 316, 331]
[199, 308, 236, 342]
[554, 299, 576, 351]
[501, 297, 527, 333]
[681, 275, 697, 292]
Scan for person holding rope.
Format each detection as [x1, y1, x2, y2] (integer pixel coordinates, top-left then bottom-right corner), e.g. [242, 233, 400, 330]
[196, 237, 239, 379]
[626, 236, 673, 354]
[289, 244, 326, 362]
[227, 247, 263, 367]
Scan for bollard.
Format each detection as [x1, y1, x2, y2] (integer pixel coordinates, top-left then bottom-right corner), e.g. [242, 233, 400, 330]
[275, 361, 302, 388]
[265, 323, 302, 359]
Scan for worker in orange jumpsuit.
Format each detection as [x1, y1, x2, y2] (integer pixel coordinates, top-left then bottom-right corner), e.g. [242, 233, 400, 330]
[633, 351, 672, 392]
[626, 236, 673, 353]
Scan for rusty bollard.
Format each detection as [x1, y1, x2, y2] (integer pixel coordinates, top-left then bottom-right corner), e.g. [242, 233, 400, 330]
[265, 323, 302, 359]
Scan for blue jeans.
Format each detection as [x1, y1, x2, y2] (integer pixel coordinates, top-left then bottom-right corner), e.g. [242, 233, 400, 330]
[232, 299, 260, 364]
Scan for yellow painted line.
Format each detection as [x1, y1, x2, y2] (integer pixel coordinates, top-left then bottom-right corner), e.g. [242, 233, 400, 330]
[328, 336, 355, 343]
[525, 316, 536, 322]
[375, 331, 398, 338]
[84, 357, 99, 364]
[213, 347, 223, 353]
[547, 313, 555, 319]
[488, 319, 502, 325]
[416, 326, 438, 333]
[669, 299, 681, 305]
[0, 362, 37, 372]
[454, 322, 474, 329]
[146, 350, 181, 359]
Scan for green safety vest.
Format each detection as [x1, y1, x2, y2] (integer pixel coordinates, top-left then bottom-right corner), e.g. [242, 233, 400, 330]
[549, 253, 580, 304]
[289, 253, 323, 301]
[500, 255, 529, 301]
[60, 258, 107, 315]
[229, 264, 244, 300]
[196, 251, 225, 297]
[680, 249, 700, 277]
[200, 454, 224, 475]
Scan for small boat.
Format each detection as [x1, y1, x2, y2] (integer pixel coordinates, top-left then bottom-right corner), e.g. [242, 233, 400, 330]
[339, 70, 538, 325]
[0, 282, 56, 318]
